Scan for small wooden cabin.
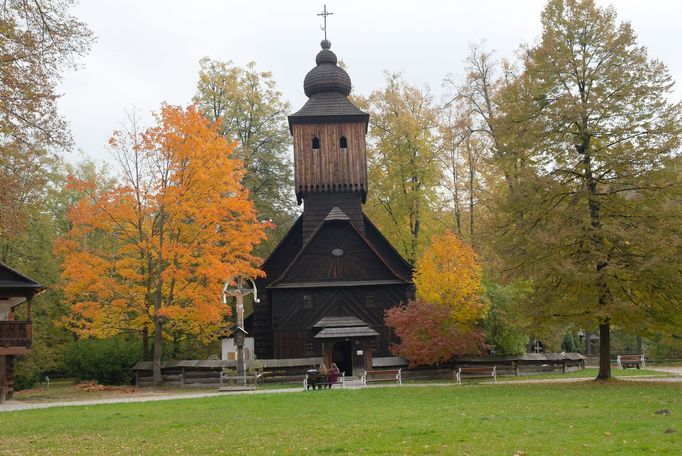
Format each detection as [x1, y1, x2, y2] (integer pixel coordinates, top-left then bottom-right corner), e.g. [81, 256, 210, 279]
[249, 40, 414, 376]
[0, 262, 44, 402]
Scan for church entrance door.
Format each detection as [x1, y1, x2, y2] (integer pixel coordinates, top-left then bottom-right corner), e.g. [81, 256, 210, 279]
[332, 340, 353, 376]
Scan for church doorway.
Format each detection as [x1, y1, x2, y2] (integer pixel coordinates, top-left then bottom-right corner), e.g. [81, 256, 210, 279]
[332, 340, 353, 376]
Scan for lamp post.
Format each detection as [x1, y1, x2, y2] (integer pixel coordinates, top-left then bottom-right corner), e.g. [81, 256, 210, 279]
[222, 277, 259, 383]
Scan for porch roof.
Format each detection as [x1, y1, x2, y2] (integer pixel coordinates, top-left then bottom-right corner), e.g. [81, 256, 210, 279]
[314, 326, 379, 339]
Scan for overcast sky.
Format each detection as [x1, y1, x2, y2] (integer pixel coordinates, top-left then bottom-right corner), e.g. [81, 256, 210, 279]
[57, 0, 682, 164]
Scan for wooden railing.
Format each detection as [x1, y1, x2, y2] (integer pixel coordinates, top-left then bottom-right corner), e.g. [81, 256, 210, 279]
[0, 321, 32, 348]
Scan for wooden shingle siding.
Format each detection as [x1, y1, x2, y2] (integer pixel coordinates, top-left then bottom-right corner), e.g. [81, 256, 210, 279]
[292, 121, 367, 200]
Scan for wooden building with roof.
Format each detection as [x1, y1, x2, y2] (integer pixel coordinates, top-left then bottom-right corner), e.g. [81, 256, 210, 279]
[0, 262, 44, 402]
[249, 39, 414, 376]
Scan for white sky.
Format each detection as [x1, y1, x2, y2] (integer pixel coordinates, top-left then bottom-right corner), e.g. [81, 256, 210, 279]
[58, 0, 682, 164]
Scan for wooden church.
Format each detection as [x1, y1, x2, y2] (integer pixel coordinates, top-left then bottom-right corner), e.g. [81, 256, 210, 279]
[249, 39, 414, 376]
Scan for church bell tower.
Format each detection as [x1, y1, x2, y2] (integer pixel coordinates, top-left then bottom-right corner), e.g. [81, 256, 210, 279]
[288, 39, 370, 241]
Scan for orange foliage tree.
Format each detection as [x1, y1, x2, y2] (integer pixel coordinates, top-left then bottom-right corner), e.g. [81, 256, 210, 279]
[386, 231, 487, 366]
[57, 104, 266, 384]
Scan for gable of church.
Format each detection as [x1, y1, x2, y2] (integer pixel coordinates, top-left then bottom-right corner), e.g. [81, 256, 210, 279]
[271, 218, 406, 286]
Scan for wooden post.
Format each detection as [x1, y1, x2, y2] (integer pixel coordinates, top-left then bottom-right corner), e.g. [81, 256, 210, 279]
[514, 362, 520, 376]
[0, 355, 6, 403]
[562, 359, 567, 374]
[365, 341, 373, 371]
[180, 367, 185, 388]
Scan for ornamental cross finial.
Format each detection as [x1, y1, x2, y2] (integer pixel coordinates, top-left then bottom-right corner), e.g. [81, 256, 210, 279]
[317, 4, 333, 40]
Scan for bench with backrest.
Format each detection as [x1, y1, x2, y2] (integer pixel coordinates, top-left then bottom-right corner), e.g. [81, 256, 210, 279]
[303, 371, 345, 390]
[617, 354, 646, 369]
[456, 366, 497, 384]
[361, 369, 402, 386]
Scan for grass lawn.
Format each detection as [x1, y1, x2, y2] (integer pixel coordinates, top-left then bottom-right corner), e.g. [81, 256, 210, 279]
[2, 381, 681, 455]
[11, 379, 211, 403]
[500, 367, 673, 382]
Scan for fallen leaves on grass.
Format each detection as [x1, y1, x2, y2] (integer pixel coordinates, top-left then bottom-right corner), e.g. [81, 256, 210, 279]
[75, 381, 136, 393]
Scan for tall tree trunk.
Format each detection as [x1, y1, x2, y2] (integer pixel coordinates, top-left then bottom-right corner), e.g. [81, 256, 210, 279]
[468, 165, 475, 243]
[152, 315, 163, 385]
[450, 143, 462, 236]
[597, 321, 611, 380]
[581, 138, 612, 380]
[142, 326, 150, 361]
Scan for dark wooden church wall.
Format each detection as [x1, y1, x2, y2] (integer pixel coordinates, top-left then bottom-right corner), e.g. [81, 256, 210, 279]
[302, 192, 364, 241]
[282, 221, 397, 283]
[253, 218, 305, 359]
[363, 215, 414, 281]
[270, 285, 410, 358]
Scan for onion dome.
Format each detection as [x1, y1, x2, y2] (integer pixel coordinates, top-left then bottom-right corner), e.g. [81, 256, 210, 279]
[303, 40, 352, 98]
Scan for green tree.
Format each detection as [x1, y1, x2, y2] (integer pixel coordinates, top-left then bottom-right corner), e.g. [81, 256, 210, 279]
[362, 73, 443, 264]
[491, 0, 682, 379]
[195, 58, 296, 255]
[482, 281, 529, 356]
[561, 333, 578, 353]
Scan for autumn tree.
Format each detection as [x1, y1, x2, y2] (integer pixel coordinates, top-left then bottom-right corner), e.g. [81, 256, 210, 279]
[0, 0, 92, 240]
[195, 58, 296, 254]
[491, 0, 682, 379]
[437, 103, 488, 244]
[362, 73, 443, 264]
[58, 104, 266, 384]
[386, 231, 487, 365]
[385, 300, 485, 367]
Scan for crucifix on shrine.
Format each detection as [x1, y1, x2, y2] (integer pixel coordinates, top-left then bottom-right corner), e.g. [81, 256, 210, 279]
[222, 276, 259, 380]
[317, 4, 333, 40]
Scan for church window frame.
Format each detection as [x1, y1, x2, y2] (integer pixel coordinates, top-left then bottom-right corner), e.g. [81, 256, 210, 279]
[304, 339, 315, 354]
[339, 136, 348, 149]
[312, 136, 320, 150]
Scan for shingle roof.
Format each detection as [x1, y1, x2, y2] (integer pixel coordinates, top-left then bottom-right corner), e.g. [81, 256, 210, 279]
[289, 92, 368, 119]
[314, 326, 379, 339]
[313, 315, 369, 328]
[288, 40, 369, 127]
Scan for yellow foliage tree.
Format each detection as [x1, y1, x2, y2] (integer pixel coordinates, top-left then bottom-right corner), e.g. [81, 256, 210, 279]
[414, 231, 486, 324]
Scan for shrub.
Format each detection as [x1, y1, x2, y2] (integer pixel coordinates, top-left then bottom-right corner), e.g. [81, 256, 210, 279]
[63, 336, 141, 385]
[13, 357, 41, 391]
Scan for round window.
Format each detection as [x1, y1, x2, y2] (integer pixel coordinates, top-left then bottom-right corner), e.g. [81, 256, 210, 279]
[331, 248, 344, 257]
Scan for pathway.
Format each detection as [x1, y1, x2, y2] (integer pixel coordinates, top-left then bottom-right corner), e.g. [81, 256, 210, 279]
[2, 367, 681, 413]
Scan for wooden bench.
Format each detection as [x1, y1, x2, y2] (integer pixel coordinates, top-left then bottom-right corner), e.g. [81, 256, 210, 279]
[219, 373, 262, 391]
[361, 369, 402, 386]
[456, 366, 496, 384]
[303, 372, 345, 390]
[617, 354, 646, 369]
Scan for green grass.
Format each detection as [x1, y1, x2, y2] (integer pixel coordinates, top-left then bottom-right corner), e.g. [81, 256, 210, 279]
[2, 381, 682, 455]
[12, 379, 211, 403]
[500, 368, 673, 382]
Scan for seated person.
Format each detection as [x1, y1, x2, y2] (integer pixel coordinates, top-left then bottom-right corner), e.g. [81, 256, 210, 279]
[328, 363, 341, 387]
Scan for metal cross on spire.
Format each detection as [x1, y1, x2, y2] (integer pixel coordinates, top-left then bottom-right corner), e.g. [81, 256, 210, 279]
[317, 4, 333, 40]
